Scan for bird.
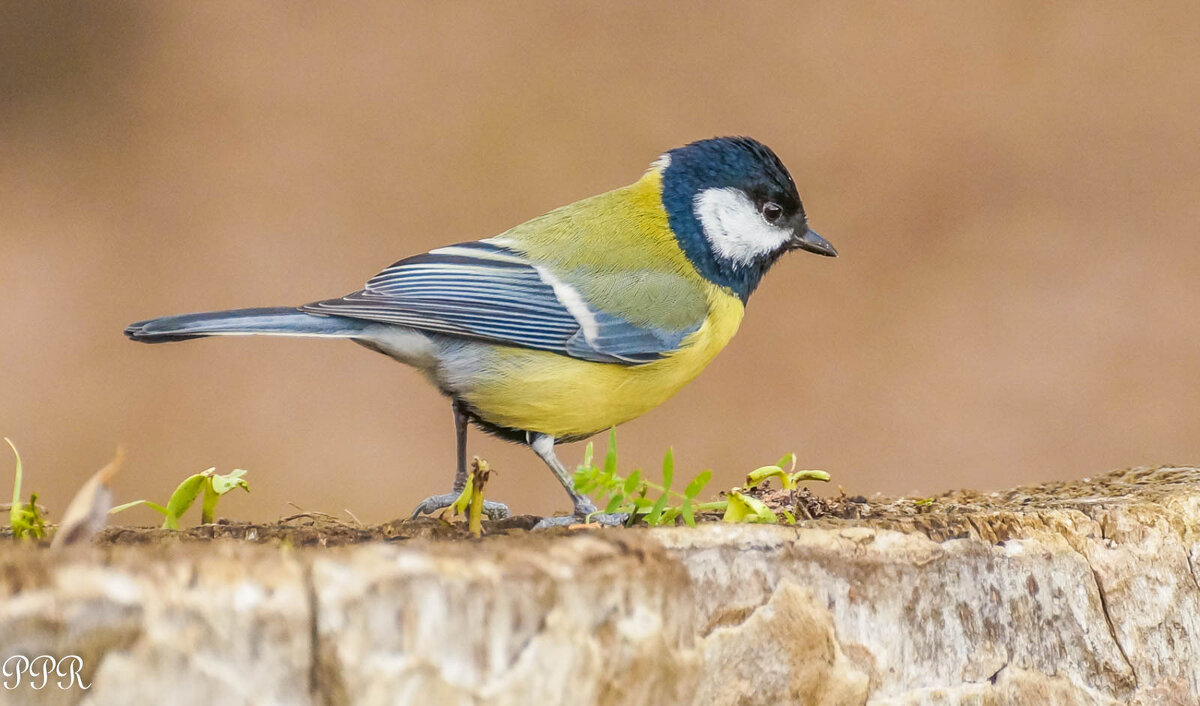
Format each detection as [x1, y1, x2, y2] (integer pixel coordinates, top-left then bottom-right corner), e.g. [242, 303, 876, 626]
[125, 136, 836, 524]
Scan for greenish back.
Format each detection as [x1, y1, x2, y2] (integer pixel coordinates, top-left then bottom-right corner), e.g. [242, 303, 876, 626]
[496, 173, 709, 333]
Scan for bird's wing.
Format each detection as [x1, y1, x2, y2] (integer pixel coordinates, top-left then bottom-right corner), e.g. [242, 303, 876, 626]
[300, 240, 703, 364]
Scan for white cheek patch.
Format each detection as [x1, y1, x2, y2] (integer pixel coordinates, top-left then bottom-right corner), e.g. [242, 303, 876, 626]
[693, 187, 792, 267]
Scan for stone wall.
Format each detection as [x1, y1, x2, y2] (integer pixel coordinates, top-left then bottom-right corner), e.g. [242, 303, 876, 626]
[2, 466, 1198, 705]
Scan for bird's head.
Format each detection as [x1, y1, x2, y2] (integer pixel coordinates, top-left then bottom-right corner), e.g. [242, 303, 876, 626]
[657, 136, 835, 302]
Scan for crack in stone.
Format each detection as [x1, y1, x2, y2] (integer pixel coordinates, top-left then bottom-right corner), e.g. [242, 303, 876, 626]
[1088, 564, 1137, 690]
[1052, 517, 1140, 699]
[1187, 549, 1200, 596]
[303, 560, 322, 703]
[1175, 521, 1200, 598]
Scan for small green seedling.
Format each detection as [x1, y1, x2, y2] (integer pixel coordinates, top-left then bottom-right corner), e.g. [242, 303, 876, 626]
[721, 490, 778, 523]
[5, 438, 47, 540]
[743, 453, 831, 489]
[573, 429, 716, 527]
[111, 468, 249, 529]
[721, 453, 831, 524]
[572, 430, 833, 526]
[444, 457, 492, 537]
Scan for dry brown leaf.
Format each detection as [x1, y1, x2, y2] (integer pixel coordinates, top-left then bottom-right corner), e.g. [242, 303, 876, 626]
[51, 446, 125, 550]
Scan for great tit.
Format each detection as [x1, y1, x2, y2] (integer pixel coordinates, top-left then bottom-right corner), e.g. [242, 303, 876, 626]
[126, 136, 836, 522]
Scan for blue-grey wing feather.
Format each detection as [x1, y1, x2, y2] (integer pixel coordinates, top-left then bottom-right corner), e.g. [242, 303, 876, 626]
[301, 241, 697, 364]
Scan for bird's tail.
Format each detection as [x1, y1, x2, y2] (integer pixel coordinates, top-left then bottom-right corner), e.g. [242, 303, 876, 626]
[124, 307, 369, 343]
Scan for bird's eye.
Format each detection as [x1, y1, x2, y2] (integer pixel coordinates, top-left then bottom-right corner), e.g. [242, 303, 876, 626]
[761, 202, 783, 224]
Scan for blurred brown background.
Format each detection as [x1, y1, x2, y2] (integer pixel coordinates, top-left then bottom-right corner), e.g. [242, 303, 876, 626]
[2, 3, 1198, 525]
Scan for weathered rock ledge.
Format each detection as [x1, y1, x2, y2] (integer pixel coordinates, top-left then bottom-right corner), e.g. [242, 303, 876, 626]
[2, 466, 1199, 705]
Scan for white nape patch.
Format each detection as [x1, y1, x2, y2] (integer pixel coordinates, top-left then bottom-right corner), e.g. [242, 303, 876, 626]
[649, 154, 671, 172]
[693, 187, 791, 267]
[533, 266, 599, 344]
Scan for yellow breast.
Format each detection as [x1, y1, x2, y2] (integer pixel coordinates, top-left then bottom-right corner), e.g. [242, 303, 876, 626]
[462, 285, 745, 440]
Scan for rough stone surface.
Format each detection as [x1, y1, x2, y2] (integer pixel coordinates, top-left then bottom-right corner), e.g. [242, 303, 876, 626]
[1, 466, 1198, 705]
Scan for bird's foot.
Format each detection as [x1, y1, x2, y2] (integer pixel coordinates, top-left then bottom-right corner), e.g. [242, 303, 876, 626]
[409, 492, 511, 520]
[532, 512, 629, 530]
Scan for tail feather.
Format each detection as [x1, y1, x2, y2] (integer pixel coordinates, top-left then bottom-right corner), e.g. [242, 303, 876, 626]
[125, 307, 369, 343]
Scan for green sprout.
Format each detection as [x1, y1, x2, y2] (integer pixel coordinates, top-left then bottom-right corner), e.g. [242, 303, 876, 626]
[743, 453, 830, 489]
[572, 431, 830, 526]
[722, 453, 831, 524]
[721, 490, 780, 524]
[5, 438, 47, 540]
[572, 429, 717, 527]
[111, 467, 249, 529]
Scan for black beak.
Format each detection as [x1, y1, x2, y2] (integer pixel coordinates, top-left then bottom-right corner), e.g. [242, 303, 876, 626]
[789, 228, 837, 257]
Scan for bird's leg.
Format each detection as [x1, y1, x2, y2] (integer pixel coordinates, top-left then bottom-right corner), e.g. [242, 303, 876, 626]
[529, 432, 597, 515]
[409, 401, 510, 520]
[451, 400, 470, 493]
[529, 433, 626, 529]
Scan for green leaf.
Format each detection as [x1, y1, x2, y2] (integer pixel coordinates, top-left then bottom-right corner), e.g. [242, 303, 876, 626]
[581, 441, 594, 471]
[574, 444, 595, 489]
[645, 491, 670, 525]
[789, 469, 831, 484]
[199, 469, 251, 524]
[209, 468, 249, 495]
[623, 469, 642, 495]
[604, 428, 618, 477]
[660, 448, 674, 490]
[573, 474, 593, 494]
[110, 499, 169, 516]
[684, 470, 712, 499]
[6, 440, 46, 540]
[722, 490, 778, 524]
[162, 472, 209, 530]
[598, 465, 616, 491]
[681, 498, 696, 527]
[448, 470, 475, 517]
[630, 497, 656, 509]
[16, 492, 47, 540]
[604, 493, 625, 514]
[745, 465, 788, 489]
[776, 452, 797, 473]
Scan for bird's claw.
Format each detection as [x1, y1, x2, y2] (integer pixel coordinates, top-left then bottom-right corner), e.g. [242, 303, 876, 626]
[477, 500, 511, 520]
[409, 493, 511, 521]
[532, 512, 628, 530]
